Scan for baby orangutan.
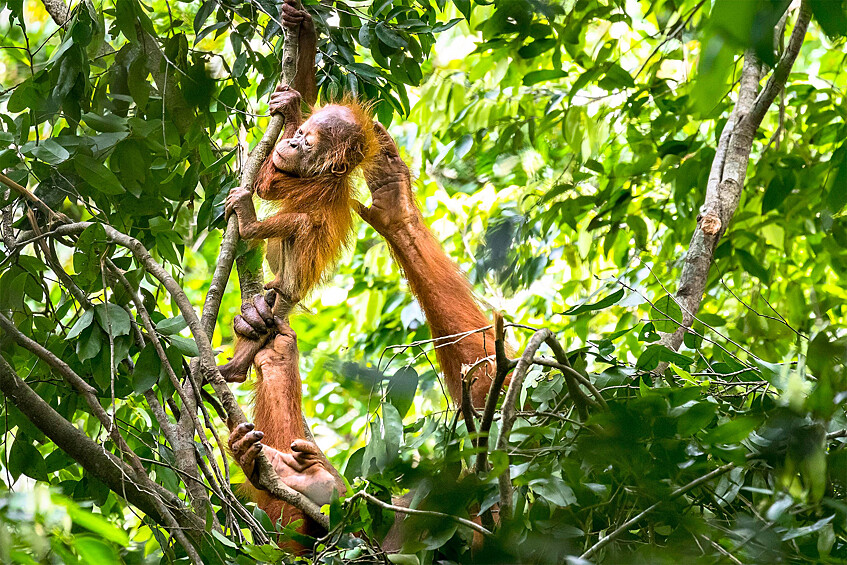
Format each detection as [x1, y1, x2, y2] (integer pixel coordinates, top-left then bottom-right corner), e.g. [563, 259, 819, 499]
[219, 86, 378, 382]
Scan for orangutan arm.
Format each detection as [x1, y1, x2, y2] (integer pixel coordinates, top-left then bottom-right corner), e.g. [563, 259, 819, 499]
[225, 187, 311, 240]
[280, 0, 317, 107]
[356, 124, 497, 407]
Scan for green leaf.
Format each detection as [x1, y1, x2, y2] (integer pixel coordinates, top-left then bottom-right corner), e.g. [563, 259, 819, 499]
[62, 499, 130, 546]
[156, 315, 187, 336]
[133, 343, 161, 393]
[67, 309, 95, 340]
[168, 335, 199, 357]
[532, 476, 576, 507]
[701, 414, 764, 444]
[74, 154, 124, 195]
[376, 23, 407, 49]
[74, 536, 118, 563]
[650, 295, 683, 333]
[382, 402, 403, 463]
[522, 69, 568, 86]
[809, 0, 847, 38]
[94, 303, 131, 337]
[636, 344, 662, 371]
[453, 0, 471, 20]
[82, 112, 128, 133]
[674, 401, 717, 436]
[9, 434, 48, 481]
[518, 38, 555, 58]
[193, 0, 216, 34]
[762, 170, 795, 214]
[563, 288, 624, 315]
[387, 367, 418, 417]
[21, 139, 70, 165]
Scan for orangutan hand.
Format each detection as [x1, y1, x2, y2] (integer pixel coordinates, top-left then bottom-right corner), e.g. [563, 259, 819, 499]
[355, 122, 420, 237]
[225, 186, 253, 221]
[253, 323, 298, 368]
[280, 0, 313, 33]
[269, 85, 302, 120]
[229, 425, 337, 506]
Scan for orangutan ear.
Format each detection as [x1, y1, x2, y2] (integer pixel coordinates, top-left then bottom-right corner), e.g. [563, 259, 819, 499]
[331, 162, 348, 176]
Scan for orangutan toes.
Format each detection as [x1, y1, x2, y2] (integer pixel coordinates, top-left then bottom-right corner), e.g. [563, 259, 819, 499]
[229, 422, 264, 480]
[218, 291, 281, 383]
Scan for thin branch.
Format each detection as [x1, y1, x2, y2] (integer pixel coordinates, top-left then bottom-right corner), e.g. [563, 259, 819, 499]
[348, 491, 492, 537]
[475, 313, 512, 475]
[580, 462, 735, 560]
[0, 172, 61, 222]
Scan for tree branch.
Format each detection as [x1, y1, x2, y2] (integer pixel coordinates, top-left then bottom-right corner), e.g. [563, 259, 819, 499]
[349, 491, 492, 537]
[475, 313, 511, 475]
[659, 2, 811, 355]
[494, 328, 552, 520]
[580, 463, 735, 560]
[0, 354, 204, 563]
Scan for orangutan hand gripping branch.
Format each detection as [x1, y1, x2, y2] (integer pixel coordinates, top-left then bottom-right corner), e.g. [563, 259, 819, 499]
[219, 82, 378, 383]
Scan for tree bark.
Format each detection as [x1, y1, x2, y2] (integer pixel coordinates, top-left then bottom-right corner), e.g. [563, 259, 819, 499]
[659, 1, 811, 354]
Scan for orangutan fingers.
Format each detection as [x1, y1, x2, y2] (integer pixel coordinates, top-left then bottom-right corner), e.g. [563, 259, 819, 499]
[253, 293, 275, 325]
[231, 429, 264, 461]
[273, 317, 296, 340]
[233, 315, 262, 340]
[264, 289, 277, 308]
[280, 1, 307, 22]
[352, 200, 371, 222]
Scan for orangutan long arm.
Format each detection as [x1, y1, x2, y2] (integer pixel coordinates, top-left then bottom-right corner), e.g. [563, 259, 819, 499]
[382, 214, 496, 404]
[356, 127, 497, 406]
[292, 21, 317, 107]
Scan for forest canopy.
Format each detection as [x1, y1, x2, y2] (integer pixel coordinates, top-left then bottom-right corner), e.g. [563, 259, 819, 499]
[0, 0, 846, 563]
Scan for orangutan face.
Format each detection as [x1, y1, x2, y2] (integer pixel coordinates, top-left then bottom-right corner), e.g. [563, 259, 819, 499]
[272, 105, 362, 177]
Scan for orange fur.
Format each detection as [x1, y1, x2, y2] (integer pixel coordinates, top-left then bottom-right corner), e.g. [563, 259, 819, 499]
[254, 99, 377, 306]
[245, 349, 321, 553]
[386, 216, 499, 407]
[220, 100, 378, 383]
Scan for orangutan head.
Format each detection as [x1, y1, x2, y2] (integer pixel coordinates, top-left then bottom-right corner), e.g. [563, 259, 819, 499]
[271, 103, 377, 179]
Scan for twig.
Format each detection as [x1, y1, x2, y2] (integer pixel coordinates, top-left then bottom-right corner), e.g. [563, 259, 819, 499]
[0, 171, 61, 222]
[475, 313, 512, 475]
[349, 491, 492, 536]
[580, 463, 735, 560]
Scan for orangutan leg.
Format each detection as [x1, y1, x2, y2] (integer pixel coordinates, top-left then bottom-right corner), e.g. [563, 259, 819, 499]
[218, 291, 277, 383]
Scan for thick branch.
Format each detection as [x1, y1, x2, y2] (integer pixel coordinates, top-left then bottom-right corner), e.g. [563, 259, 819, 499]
[0, 354, 204, 563]
[659, 3, 810, 354]
[494, 328, 552, 520]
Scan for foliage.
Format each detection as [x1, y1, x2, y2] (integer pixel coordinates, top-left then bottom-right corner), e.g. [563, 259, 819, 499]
[0, 0, 846, 563]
